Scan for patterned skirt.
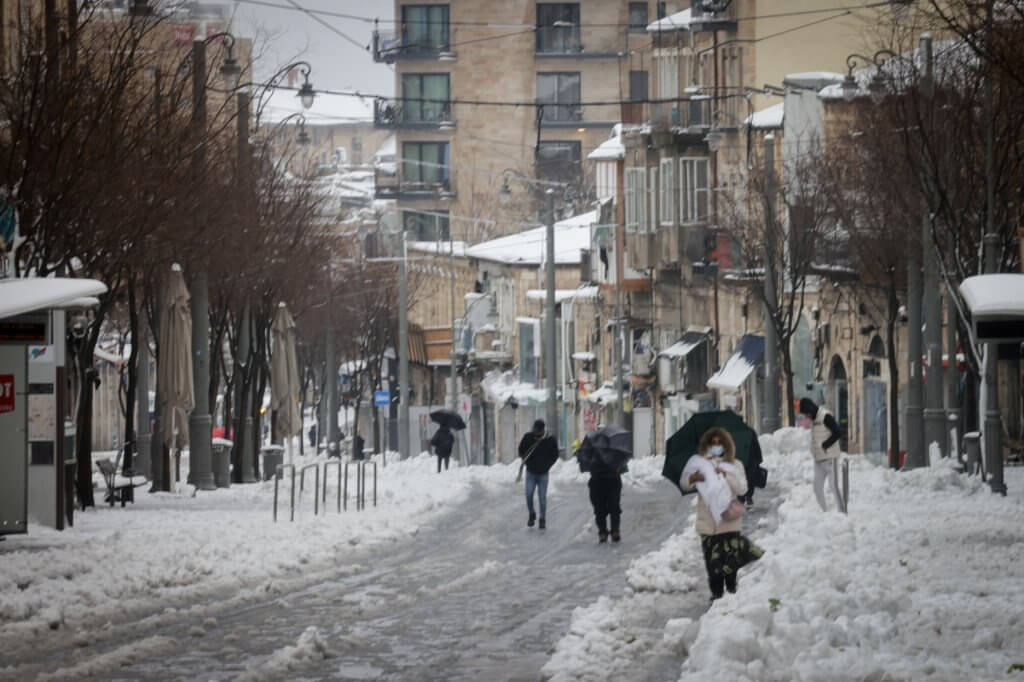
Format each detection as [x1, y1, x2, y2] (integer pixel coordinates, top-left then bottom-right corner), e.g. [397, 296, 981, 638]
[700, 532, 764, 579]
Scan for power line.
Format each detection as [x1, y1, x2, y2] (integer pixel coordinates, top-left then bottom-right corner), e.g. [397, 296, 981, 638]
[280, 0, 368, 53]
[231, 0, 893, 29]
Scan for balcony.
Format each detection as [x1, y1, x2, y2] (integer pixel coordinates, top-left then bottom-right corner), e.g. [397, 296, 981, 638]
[372, 29, 456, 63]
[688, 1, 738, 32]
[650, 97, 712, 133]
[373, 97, 455, 130]
[374, 167, 456, 200]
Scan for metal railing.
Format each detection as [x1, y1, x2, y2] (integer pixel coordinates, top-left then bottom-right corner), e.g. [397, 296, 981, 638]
[273, 459, 379, 521]
[374, 97, 454, 128]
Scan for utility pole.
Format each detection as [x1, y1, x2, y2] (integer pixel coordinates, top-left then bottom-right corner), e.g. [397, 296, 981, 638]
[232, 90, 256, 483]
[761, 133, 781, 434]
[982, 0, 1006, 494]
[921, 33, 946, 461]
[187, 36, 215, 490]
[449, 236, 458, 411]
[544, 190, 558, 441]
[399, 231, 410, 459]
[615, 167, 626, 427]
[135, 329, 151, 478]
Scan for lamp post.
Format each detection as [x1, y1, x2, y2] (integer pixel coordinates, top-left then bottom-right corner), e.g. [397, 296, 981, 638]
[842, 40, 937, 469]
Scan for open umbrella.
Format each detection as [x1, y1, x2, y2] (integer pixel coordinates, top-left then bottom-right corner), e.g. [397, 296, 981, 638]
[577, 424, 633, 472]
[270, 303, 301, 461]
[157, 266, 194, 451]
[430, 408, 466, 431]
[663, 410, 757, 494]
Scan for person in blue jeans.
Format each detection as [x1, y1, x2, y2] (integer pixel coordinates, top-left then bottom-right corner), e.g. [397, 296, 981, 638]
[518, 420, 559, 529]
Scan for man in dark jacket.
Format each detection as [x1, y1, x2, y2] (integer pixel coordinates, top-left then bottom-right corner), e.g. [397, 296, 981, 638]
[586, 449, 625, 543]
[518, 419, 559, 529]
[430, 424, 454, 473]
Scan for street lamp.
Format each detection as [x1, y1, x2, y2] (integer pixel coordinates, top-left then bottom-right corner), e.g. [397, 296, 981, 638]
[842, 50, 901, 104]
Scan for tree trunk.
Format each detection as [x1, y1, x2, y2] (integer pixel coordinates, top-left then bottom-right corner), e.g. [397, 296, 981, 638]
[781, 342, 796, 427]
[74, 345, 97, 509]
[123, 280, 139, 476]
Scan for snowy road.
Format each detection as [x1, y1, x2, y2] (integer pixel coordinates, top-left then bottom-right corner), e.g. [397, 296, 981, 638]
[14, 475, 696, 681]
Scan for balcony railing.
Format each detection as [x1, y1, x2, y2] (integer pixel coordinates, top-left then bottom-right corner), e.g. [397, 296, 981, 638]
[535, 25, 628, 58]
[374, 167, 456, 200]
[620, 97, 713, 132]
[372, 29, 455, 63]
[373, 97, 455, 130]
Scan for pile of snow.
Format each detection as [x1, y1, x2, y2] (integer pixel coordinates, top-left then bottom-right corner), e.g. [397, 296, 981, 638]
[544, 430, 1024, 681]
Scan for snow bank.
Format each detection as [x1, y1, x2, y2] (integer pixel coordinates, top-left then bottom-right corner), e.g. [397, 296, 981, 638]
[547, 427, 1024, 682]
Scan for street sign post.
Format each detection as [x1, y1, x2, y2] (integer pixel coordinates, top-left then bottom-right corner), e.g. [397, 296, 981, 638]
[374, 390, 390, 407]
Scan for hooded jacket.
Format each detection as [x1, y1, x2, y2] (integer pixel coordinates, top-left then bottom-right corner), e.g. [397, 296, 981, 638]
[682, 429, 748, 536]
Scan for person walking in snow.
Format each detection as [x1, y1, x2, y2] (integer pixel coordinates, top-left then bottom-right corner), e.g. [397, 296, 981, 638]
[584, 439, 627, 543]
[430, 423, 454, 473]
[683, 427, 763, 600]
[518, 419, 559, 529]
[798, 397, 843, 511]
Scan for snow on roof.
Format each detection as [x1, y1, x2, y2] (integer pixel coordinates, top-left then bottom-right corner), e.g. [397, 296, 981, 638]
[707, 334, 764, 391]
[818, 40, 967, 101]
[407, 241, 469, 257]
[525, 286, 601, 303]
[586, 381, 620, 405]
[960, 274, 1024, 317]
[375, 134, 396, 159]
[260, 88, 373, 126]
[481, 370, 549, 405]
[647, 8, 691, 32]
[744, 102, 784, 129]
[465, 210, 597, 266]
[783, 72, 845, 89]
[571, 351, 596, 362]
[587, 124, 625, 161]
[0, 277, 108, 319]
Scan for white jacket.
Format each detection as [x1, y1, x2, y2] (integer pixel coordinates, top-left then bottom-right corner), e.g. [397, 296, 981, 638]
[682, 454, 748, 536]
[811, 408, 840, 462]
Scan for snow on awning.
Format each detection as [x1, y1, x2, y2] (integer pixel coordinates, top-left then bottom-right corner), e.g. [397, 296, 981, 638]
[525, 286, 600, 302]
[647, 8, 691, 32]
[960, 274, 1024, 317]
[0, 277, 107, 319]
[572, 351, 596, 362]
[707, 334, 764, 391]
[744, 102, 784, 130]
[586, 382, 619, 405]
[660, 330, 709, 358]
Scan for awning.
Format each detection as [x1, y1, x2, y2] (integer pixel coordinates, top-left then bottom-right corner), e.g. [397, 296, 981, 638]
[660, 330, 709, 358]
[0, 277, 107, 319]
[707, 334, 764, 391]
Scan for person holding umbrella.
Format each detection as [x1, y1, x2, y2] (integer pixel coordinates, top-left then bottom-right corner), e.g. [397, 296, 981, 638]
[518, 420, 559, 529]
[576, 424, 632, 543]
[430, 424, 454, 472]
[682, 427, 763, 600]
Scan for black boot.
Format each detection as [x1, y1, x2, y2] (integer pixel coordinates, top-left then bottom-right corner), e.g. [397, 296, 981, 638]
[528, 512, 536, 527]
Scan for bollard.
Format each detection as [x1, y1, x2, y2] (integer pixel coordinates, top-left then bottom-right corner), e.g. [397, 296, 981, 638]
[344, 460, 355, 510]
[841, 459, 850, 515]
[273, 463, 297, 522]
[964, 432, 983, 479]
[323, 459, 342, 513]
[299, 463, 321, 516]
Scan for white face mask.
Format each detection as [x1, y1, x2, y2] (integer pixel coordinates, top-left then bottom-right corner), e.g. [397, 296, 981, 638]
[710, 444, 725, 457]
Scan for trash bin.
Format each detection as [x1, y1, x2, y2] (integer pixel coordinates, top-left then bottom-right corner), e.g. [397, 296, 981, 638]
[963, 432, 982, 476]
[212, 438, 233, 488]
[261, 444, 285, 481]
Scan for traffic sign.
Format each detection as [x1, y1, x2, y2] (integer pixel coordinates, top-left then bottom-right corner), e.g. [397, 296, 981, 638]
[374, 390, 390, 407]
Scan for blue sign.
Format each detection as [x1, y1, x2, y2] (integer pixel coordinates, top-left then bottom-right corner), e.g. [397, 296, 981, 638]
[374, 390, 390, 407]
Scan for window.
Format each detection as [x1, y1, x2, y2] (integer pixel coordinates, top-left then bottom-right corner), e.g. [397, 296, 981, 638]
[679, 157, 709, 224]
[535, 141, 581, 183]
[659, 158, 675, 227]
[629, 70, 648, 102]
[628, 3, 649, 31]
[648, 167, 657, 233]
[657, 2, 667, 19]
[536, 3, 580, 53]
[401, 73, 451, 122]
[519, 318, 540, 384]
[624, 167, 647, 233]
[402, 142, 450, 186]
[656, 50, 679, 99]
[403, 210, 449, 241]
[537, 72, 581, 122]
[402, 5, 450, 53]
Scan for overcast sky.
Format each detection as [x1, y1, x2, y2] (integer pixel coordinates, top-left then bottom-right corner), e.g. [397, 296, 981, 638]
[233, 0, 394, 96]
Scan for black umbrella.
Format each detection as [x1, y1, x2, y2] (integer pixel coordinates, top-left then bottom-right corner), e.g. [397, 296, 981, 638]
[662, 410, 757, 495]
[430, 408, 466, 431]
[577, 424, 633, 472]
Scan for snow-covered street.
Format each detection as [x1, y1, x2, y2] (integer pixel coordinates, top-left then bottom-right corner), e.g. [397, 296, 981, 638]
[3, 433, 1024, 681]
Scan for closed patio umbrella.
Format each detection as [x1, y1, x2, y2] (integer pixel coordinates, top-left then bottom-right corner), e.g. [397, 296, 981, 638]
[270, 303, 301, 463]
[157, 266, 194, 483]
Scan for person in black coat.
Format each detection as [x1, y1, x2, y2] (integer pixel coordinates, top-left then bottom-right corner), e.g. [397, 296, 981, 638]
[578, 438, 626, 543]
[740, 435, 765, 508]
[518, 419, 559, 529]
[430, 424, 454, 472]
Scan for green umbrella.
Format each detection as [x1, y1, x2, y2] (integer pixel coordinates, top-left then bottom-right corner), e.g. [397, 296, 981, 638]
[663, 410, 757, 495]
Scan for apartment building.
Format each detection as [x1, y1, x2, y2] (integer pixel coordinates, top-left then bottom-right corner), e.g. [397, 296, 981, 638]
[373, 0, 656, 244]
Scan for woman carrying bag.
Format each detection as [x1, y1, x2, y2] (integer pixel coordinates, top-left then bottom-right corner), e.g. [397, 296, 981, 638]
[681, 427, 764, 601]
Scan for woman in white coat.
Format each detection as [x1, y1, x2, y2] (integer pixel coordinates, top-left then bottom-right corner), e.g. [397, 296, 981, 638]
[682, 427, 764, 600]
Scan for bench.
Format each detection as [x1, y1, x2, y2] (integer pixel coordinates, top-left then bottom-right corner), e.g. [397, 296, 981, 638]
[95, 458, 146, 507]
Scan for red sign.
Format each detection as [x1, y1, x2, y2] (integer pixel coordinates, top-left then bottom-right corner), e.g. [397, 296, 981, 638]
[172, 24, 195, 46]
[0, 374, 13, 414]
